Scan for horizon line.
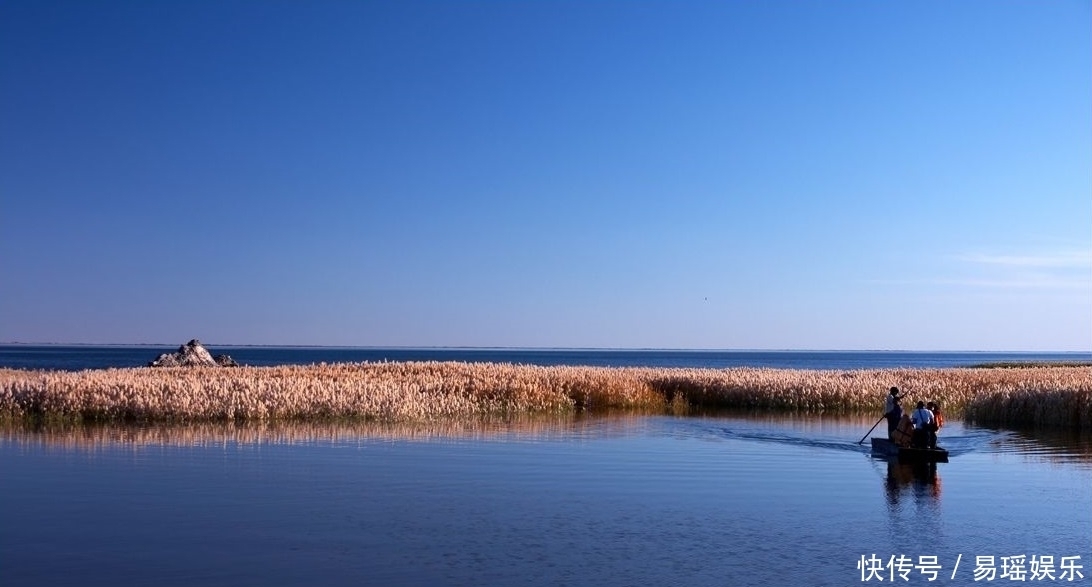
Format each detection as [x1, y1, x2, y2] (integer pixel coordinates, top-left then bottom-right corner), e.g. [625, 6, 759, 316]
[1, 342, 1089, 354]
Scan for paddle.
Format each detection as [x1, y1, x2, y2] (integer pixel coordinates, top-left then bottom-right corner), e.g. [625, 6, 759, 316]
[858, 414, 885, 445]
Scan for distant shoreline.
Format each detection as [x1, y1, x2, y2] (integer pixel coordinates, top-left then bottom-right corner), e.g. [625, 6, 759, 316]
[968, 361, 1092, 368]
[3, 342, 1090, 353]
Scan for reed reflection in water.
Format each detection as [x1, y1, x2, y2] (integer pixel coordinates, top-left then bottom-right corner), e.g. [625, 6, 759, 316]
[0, 413, 653, 450]
[6, 411, 1092, 473]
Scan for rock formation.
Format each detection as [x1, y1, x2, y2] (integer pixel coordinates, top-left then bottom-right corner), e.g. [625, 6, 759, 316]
[149, 339, 239, 367]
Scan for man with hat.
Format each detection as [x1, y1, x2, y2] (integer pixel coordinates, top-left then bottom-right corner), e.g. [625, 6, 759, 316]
[884, 386, 904, 438]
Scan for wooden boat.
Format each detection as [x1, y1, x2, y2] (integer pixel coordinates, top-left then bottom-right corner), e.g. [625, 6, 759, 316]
[871, 437, 948, 462]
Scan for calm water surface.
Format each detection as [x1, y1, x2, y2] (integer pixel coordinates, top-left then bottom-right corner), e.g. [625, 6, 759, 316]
[2, 345, 1089, 371]
[2, 415, 1089, 587]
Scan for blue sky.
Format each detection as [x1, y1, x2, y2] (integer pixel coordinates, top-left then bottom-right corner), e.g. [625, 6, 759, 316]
[1, 1, 1089, 350]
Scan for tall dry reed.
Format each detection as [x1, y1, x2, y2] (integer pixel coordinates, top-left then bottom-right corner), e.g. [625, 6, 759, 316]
[1, 363, 1088, 430]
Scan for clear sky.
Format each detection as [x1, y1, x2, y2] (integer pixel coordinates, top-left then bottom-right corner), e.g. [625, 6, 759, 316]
[1, 1, 1089, 350]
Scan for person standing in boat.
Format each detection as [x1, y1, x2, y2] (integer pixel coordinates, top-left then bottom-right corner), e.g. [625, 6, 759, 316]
[884, 387, 904, 438]
[926, 401, 944, 449]
[910, 401, 936, 449]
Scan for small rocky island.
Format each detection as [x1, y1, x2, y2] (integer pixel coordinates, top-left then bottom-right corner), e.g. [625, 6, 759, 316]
[148, 339, 239, 367]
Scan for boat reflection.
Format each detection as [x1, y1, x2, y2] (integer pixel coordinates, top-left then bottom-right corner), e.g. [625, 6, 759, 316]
[882, 459, 942, 507]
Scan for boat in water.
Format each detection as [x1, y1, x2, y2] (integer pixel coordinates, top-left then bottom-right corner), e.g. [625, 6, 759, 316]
[871, 437, 949, 463]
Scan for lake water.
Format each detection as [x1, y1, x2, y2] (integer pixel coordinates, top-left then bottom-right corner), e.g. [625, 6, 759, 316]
[2, 414, 1089, 587]
[2, 347, 1089, 585]
[2, 344, 1089, 371]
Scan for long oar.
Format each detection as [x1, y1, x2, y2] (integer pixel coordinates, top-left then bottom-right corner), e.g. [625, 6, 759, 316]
[858, 415, 885, 444]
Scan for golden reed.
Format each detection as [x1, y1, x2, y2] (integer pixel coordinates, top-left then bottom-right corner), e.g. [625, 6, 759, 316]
[1, 363, 1088, 430]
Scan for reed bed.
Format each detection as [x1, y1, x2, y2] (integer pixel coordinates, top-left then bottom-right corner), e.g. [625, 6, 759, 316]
[1, 362, 1089, 430]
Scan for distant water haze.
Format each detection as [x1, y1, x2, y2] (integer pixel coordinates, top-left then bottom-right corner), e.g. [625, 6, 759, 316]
[1, 345, 1089, 372]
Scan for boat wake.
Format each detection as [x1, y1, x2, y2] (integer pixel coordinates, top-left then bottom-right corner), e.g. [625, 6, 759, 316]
[658, 416, 1074, 462]
[719, 428, 868, 454]
[694, 420, 994, 459]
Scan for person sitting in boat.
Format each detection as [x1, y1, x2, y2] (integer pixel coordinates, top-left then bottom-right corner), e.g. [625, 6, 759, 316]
[892, 414, 914, 447]
[884, 387, 904, 438]
[910, 401, 936, 449]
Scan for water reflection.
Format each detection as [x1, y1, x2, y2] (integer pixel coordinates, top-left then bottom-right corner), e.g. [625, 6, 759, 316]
[0, 413, 652, 450]
[3, 413, 1088, 587]
[5, 414, 1092, 467]
[882, 460, 942, 508]
[989, 428, 1092, 468]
